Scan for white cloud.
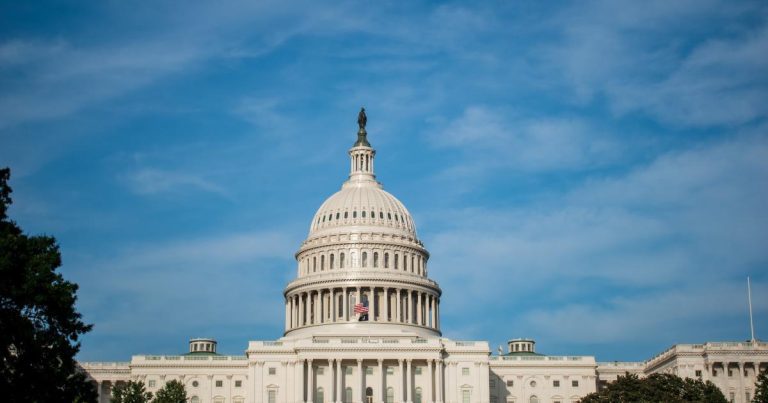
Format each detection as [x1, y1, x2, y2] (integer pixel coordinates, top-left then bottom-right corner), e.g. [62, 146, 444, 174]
[124, 168, 230, 197]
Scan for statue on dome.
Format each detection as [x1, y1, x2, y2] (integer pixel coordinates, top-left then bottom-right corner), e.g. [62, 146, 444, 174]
[358, 107, 367, 130]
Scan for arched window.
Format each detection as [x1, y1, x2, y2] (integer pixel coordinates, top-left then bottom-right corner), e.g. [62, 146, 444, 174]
[338, 295, 344, 317]
[336, 213, 340, 219]
[394, 254, 399, 269]
[373, 252, 379, 268]
[411, 256, 415, 272]
[403, 255, 408, 271]
[322, 215, 326, 222]
[313, 257, 317, 272]
[321, 255, 325, 271]
[379, 212, 384, 219]
[191, 398, 200, 403]
[330, 254, 335, 269]
[353, 211, 357, 218]
[415, 387, 423, 403]
[366, 387, 373, 403]
[362, 252, 368, 268]
[340, 253, 345, 269]
[362, 211, 366, 218]
[345, 387, 353, 403]
[461, 390, 470, 403]
[316, 387, 324, 403]
[529, 396, 539, 403]
[386, 387, 394, 403]
[384, 253, 389, 268]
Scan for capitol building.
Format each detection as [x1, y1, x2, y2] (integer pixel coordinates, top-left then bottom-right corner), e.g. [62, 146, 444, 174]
[81, 111, 767, 403]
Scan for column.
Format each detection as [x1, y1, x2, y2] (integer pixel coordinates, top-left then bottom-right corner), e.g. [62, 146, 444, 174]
[296, 360, 304, 403]
[436, 360, 443, 403]
[357, 359, 364, 403]
[396, 289, 402, 323]
[344, 287, 349, 321]
[308, 359, 314, 403]
[417, 292, 423, 325]
[737, 362, 744, 403]
[406, 360, 413, 403]
[371, 287, 378, 322]
[298, 294, 303, 326]
[435, 299, 439, 330]
[428, 360, 434, 403]
[315, 291, 321, 324]
[356, 287, 362, 318]
[429, 296, 435, 328]
[331, 289, 337, 322]
[336, 359, 343, 403]
[282, 362, 288, 403]
[287, 361, 295, 403]
[378, 359, 384, 403]
[398, 360, 405, 403]
[384, 289, 390, 322]
[96, 381, 102, 403]
[285, 299, 290, 332]
[256, 361, 264, 403]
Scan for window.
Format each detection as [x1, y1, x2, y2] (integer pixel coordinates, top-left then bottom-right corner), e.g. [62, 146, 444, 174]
[490, 380, 495, 387]
[313, 257, 316, 272]
[729, 392, 735, 402]
[506, 380, 514, 387]
[215, 380, 223, 387]
[316, 387, 324, 403]
[234, 398, 245, 403]
[414, 367, 422, 375]
[404, 255, 408, 271]
[394, 254, 399, 269]
[529, 397, 539, 403]
[340, 253, 345, 269]
[235, 380, 242, 387]
[214, 398, 224, 403]
[321, 255, 325, 270]
[553, 380, 560, 387]
[330, 254, 335, 269]
[345, 367, 353, 375]
[374, 252, 379, 268]
[353, 211, 357, 218]
[571, 380, 579, 387]
[345, 387, 353, 403]
[388, 213, 392, 219]
[362, 252, 368, 268]
[530, 380, 536, 387]
[384, 253, 389, 268]
[462, 368, 470, 376]
[362, 211, 366, 218]
[191, 397, 200, 403]
[268, 390, 277, 403]
[148, 380, 156, 388]
[269, 367, 276, 375]
[695, 370, 702, 377]
[415, 387, 423, 403]
[462, 390, 470, 403]
[192, 381, 199, 387]
[728, 368, 734, 377]
[344, 211, 348, 218]
[317, 367, 324, 375]
[336, 213, 340, 219]
[386, 367, 394, 375]
[746, 392, 751, 402]
[386, 387, 394, 403]
[366, 367, 373, 375]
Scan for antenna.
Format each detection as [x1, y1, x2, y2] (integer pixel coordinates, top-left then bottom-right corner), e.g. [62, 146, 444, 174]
[748, 276, 755, 342]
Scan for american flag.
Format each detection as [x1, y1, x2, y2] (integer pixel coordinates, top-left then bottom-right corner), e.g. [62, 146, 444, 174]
[354, 303, 369, 314]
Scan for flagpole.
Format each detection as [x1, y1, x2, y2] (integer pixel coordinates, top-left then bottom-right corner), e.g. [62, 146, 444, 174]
[748, 276, 755, 342]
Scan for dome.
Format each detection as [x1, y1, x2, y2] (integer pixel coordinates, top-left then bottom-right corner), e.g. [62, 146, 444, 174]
[309, 185, 416, 236]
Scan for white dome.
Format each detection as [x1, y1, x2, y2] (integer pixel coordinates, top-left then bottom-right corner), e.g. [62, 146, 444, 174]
[309, 185, 416, 236]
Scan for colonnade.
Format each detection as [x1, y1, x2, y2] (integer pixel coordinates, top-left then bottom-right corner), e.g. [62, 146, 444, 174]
[277, 358, 445, 403]
[299, 250, 427, 278]
[285, 287, 440, 332]
[705, 361, 766, 403]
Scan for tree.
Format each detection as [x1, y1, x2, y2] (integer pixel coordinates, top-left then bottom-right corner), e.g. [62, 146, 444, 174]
[111, 380, 152, 403]
[580, 372, 727, 403]
[0, 167, 96, 402]
[754, 369, 768, 403]
[152, 379, 187, 403]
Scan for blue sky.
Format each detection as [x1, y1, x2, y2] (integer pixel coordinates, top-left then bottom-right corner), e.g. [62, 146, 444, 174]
[1, 0, 767, 362]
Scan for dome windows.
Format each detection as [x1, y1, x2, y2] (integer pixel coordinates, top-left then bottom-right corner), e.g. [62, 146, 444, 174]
[384, 253, 389, 268]
[344, 211, 348, 219]
[340, 253, 345, 268]
[373, 252, 379, 268]
[362, 252, 368, 268]
[362, 211, 366, 218]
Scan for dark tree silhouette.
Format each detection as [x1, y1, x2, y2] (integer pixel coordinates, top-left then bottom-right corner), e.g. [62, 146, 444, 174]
[0, 167, 96, 402]
[152, 379, 187, 403]
[580, 372, 727, 403]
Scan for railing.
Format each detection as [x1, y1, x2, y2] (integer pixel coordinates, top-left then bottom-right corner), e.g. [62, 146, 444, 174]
[490, 356, 587, 361]
[79, 362, 130, 368]
[455, 342, 475, 346]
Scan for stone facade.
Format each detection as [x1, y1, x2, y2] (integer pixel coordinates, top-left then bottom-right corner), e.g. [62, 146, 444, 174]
[79, 118, 767, 403]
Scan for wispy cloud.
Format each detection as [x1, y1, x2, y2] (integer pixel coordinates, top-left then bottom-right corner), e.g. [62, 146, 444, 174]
[124, 168, 230, 198]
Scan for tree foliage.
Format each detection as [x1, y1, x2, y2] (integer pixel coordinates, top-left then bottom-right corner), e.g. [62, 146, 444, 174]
[580, 372, 727, 403]
[111, 380, 153, 403]
[754, 369, 768, 403]
[152, 379, 187, 403]
[0, 167, 96, 402]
